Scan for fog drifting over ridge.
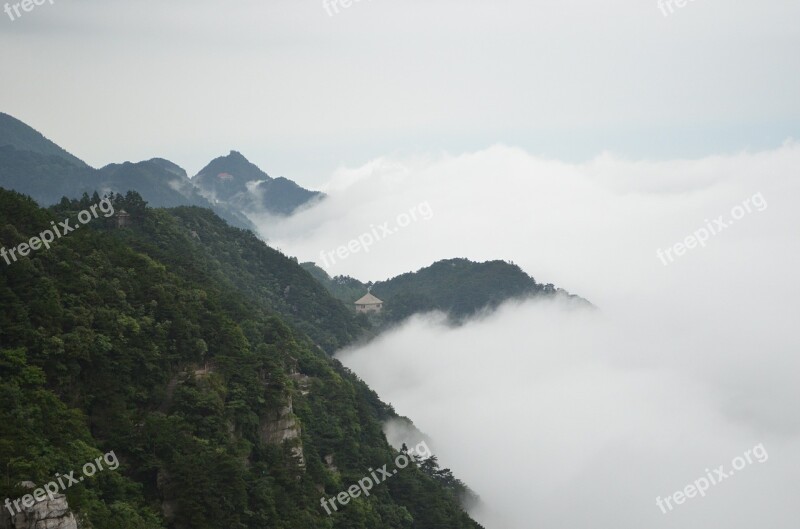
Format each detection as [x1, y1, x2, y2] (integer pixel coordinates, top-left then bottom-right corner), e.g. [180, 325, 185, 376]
[256, 144, 800, 528]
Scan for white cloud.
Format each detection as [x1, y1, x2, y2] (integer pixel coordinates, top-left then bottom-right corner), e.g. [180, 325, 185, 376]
[261, 143, 800, 528]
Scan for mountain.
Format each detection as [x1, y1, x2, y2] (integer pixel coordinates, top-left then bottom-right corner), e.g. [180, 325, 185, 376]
[191, 150, 266, 201]
[0, 142, 256, 231]
[0, 144, 97, 204]
[0, 114, 320, 229]
[253, 176, 323, 216]
[193, 150, 323, 216]
[96, 158, 255, 229]
[114, 200, 368, 354]
[0, 188, 483, 529]
[303, 258, 589, 323]
[303, 262, 372, 304]
[0, 112, 87, 167]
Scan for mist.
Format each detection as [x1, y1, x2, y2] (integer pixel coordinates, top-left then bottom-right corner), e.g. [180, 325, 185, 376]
[256, 143, 800, 528]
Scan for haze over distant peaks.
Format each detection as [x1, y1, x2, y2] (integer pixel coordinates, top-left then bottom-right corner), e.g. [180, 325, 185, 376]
[193, 150, 323, 216]
[0, 114, 323, 229]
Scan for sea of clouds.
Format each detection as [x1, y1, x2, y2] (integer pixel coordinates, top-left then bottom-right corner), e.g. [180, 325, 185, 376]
[256, 143, 800, 529]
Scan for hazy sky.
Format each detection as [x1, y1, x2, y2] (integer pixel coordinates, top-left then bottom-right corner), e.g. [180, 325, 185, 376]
[1, 0, 799, 187]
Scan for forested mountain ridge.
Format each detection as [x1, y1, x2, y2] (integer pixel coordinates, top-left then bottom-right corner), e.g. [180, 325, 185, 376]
[110, 196, 368, 354]
[303, 257, 589, 324]
[0, 114, 321, 228]
[0, 188, 483, 529]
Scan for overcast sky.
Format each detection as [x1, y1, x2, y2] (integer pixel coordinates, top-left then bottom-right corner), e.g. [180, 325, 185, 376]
[1, 0, 799, 187]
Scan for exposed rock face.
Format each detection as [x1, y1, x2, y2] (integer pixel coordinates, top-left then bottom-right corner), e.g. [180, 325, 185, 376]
[260, 397, 300, 444]
[324, 454, 338, 474]
[0, 483, 77, 529]
[290, 372, 312, 396]
[260, 396, 305, 468]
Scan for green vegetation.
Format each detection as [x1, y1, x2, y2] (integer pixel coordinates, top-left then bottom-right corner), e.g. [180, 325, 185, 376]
[302, 263, 371, 305]
[111, 200, 368, 354]
[373, 258, 570, 322]
[0, 188, 482, 529]
[304, 257, 586, 325]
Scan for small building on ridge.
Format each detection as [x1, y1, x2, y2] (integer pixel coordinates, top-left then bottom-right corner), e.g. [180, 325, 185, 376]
[354, 292, 383, 313]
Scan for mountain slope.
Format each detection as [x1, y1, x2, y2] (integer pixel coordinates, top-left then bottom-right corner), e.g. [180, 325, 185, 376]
[303, 262, 371, 304]
[193, 151, 323, 216]
[0, 114, 318, 229]
[0, 144, 97, 203]
[0, 139, 255, 230]
[97, 159, 256, 230]
[0, 112, 87, 167]
[304, 258, 588, 323]
[0, 188, 483, 529]
[192, 150, 266, 202]
[113, 199, 368, 353]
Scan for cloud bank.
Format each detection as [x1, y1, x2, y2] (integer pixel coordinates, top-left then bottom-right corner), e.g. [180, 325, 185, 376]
[258, 144, 800, 528]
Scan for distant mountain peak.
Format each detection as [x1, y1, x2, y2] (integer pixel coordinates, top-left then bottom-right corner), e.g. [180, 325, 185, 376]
[193, 151, 323, 216]
[193, 151, 270, 193]
[0, 114, 322, 227]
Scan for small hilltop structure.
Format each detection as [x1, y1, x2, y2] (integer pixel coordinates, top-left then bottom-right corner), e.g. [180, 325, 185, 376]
[116, 209, 131, 228]
[354, 291, 383, 313]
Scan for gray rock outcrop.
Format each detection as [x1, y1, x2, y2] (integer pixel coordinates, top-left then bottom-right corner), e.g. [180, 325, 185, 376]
[0, 482, 77, 529]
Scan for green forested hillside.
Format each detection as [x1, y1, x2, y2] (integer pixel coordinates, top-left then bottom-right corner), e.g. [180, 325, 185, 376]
[304, 258, 585, 324]
[0, 188, 482, 529]
[301, 263, 370, 306]
[372, 258, 567, 322]
[109, 200, 367, 354]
